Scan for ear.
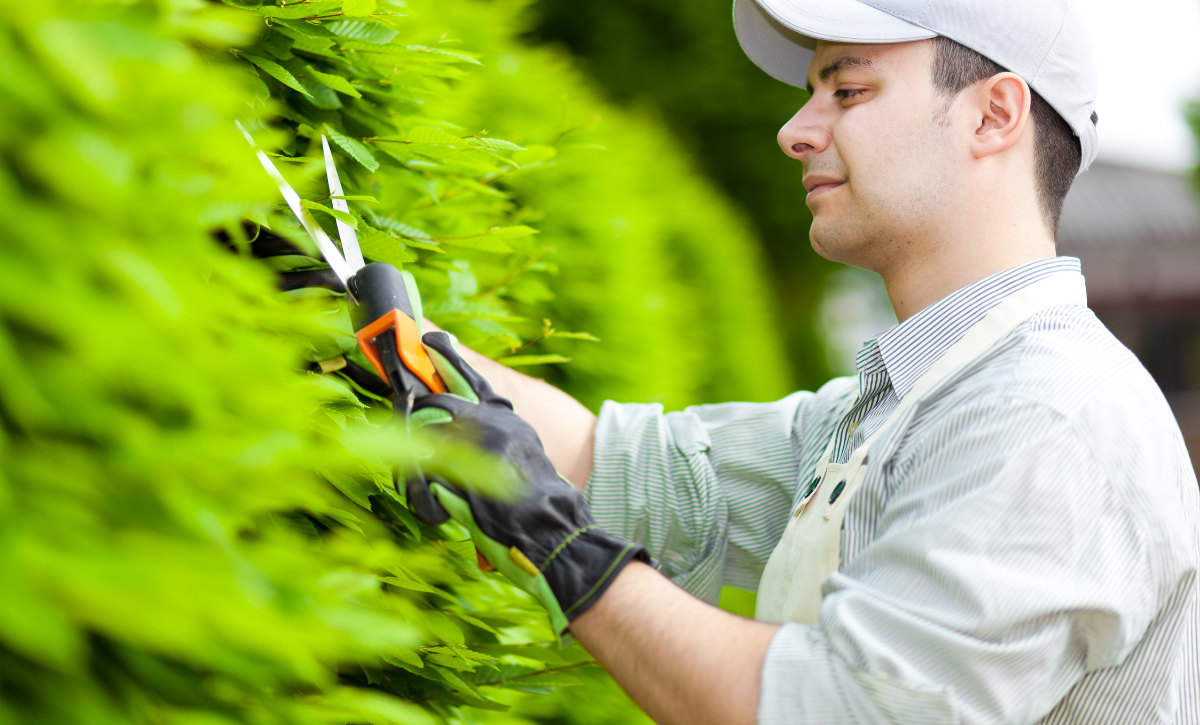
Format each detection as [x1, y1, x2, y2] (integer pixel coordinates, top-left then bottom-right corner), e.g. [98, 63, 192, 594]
[969, 72, 1032, 161]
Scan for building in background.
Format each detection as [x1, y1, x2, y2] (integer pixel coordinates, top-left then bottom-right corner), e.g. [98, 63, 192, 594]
[1058, 162, 1200, 468]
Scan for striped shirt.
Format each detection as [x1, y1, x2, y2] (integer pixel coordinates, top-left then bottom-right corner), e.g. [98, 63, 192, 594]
[587, 257, 1199, 724]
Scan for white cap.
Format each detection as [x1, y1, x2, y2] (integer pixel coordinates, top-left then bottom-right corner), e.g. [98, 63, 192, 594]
[733, 0, 1099, 173]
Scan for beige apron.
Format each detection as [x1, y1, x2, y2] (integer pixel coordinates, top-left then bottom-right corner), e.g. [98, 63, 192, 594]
[755, 271, 1087, 624]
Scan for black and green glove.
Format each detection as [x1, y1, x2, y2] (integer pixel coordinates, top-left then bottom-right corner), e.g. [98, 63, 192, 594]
[409, 331, 650, 635]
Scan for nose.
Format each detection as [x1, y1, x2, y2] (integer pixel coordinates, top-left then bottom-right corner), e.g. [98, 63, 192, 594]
[777, 102, 830, 162]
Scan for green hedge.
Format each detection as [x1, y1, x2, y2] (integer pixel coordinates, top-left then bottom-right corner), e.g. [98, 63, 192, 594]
[0, 1, 785, 723]
[415, 0, 790, 409]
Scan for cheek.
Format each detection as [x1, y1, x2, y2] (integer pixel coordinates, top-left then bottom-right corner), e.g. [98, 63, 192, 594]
[832, 109, 898, 193]
[834, 103, 951, 205]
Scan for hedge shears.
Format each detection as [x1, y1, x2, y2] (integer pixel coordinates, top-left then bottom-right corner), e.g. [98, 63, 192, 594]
[239, 123, 449, 513]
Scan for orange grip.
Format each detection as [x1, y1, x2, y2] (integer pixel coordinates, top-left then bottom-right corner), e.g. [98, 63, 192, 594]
[355, 310, 446, 394]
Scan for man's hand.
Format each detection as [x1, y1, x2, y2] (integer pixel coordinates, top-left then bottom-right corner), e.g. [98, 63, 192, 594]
[409, 332, 650, 633]
[420, 319, 597, 490]
[411, 332, 778, 725]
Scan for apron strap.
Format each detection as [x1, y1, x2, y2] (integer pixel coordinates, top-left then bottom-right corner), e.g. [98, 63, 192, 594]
[757, 270, 1087, 624]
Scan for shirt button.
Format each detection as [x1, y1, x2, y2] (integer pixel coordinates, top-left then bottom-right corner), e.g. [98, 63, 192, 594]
[848, 421, 859, 434]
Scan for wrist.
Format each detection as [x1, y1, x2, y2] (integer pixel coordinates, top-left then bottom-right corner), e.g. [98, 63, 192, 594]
[541, 527, 651, 624]
[569, 559, 662, 635]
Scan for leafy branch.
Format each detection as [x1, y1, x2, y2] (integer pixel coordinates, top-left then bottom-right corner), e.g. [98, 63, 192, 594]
[476, 661, 595, 687]
[494, 319, 599, 366]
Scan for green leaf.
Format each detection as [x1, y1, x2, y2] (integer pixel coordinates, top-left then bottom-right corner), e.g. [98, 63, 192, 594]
[392, 167, 438, 202]
[273, 19, 338, 42]
[259, 33, 295, 61]
[474, 137, 525, 152]
[258, 2, 341, 19]
[381, 648, 423, 669]
[498, 355, 571, 367]
[341, 0, 377, 16]
[401, 239, 442, 252]
[438, 235, 512, 253]
[436, 226, 537, 253]
[379, 576, 436, 594]
[243, 54, 312, 97]
[424, 646, 496, 664]
[429, 667, 510, 710]
[317, 468, 376, 509]
[307, 65, 362, 97]
[453, 612, 499, 634]
[405, 45, 481, 65]
[332, 195, 378, 202]
[296, 73, 341, 109]
[408, 125, 464, 146]
[328, 128, 379, 172]
[550, 330, 601, 342]
[282, 286, 343, 301]
[474, 644, 591, 667]
[308, 503, 365, 535]
[518, 667, 583, 686]
[359, 231, 416, 266]
[327, 20, 398, 43]
[422, 611, 464, 644]
[288, 35, 339, 59]
[426, 653, 476, 671]
[365, 213, 433, 241]
[300, 199, 357, 228]
[484, 225, 539, 239]
[338, 39, 412, 58]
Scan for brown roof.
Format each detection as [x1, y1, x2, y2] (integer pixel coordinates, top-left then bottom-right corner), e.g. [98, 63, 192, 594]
[1057, 162, 1200, 305]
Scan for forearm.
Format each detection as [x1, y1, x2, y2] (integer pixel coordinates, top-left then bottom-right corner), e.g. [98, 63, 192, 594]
[571, 561, 779, 725]
[423, 319, 596, 489]
[456, 346, 596, 488]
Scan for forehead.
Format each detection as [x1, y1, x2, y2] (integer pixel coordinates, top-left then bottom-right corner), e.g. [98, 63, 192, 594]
[806, 40, 933, 88]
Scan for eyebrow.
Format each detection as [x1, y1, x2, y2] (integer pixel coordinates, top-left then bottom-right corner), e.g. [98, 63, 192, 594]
[805, 56, 876, 94]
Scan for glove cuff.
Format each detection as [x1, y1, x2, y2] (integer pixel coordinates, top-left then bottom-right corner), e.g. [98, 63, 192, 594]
[540, 527, 651, 623]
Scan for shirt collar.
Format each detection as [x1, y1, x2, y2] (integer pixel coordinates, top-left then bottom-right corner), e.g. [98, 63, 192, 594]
[860, 257, 1083, 401]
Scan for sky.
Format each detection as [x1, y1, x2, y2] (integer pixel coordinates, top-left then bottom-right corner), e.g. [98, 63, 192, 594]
[1081, 0, 1200, 171]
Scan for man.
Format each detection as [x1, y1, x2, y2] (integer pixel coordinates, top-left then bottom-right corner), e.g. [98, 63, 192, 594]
[412, 1, 1200, 723]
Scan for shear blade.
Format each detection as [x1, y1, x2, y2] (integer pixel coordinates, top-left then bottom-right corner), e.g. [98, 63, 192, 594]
[322, 136, 366, 272]
[236, 122, 356, 289]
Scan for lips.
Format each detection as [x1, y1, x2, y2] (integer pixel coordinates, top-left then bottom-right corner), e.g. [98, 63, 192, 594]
[803, 175, 845, 198]
[807, 182, 844, 196]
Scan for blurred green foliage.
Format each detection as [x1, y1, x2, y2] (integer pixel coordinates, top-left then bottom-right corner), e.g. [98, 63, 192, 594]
[0, 0, 784, 723]
[532, 0, 836, 390]
[417, 1, 790, 409]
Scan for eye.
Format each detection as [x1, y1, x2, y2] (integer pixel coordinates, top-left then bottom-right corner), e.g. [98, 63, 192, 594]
[833, 88, 865, 101]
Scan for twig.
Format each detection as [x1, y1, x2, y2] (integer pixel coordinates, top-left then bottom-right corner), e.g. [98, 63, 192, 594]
[480, 661, 594, 686]
[495, 319, 554, 360]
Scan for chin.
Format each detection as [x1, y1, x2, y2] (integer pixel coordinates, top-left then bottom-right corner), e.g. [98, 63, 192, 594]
[808, 219, 840, 261]
[809, 218, 866, 266]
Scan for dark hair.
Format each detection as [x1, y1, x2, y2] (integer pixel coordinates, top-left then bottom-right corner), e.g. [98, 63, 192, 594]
[929, 36, 1081, 235]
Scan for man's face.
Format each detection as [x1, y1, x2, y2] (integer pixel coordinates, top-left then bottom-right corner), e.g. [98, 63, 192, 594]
[779, 40, 957, 273]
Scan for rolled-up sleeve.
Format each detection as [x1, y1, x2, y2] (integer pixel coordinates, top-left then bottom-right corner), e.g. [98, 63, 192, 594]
[586, 379, 857, 602]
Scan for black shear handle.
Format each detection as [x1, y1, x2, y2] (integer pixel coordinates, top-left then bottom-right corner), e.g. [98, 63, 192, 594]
[350, 262, 450, 525]
[350, 262, 440, 400]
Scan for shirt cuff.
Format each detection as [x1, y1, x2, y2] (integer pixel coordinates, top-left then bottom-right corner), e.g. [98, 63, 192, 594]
[758, 624, 959, 725]
[585, 398, 672, 530]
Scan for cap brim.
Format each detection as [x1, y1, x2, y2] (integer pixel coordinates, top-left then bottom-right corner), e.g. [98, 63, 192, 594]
[734, 0, 936, 88]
